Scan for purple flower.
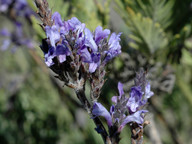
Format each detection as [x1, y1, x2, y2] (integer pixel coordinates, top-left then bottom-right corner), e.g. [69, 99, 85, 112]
[68, 17, 84, 32]
[94, 26, 110, 45]
[0, 28, 10, 37]
[14, 0, 27, 13]
[44, 46, 55, 67]
[56, 44, 71, 63]
[79, 46, 100, 73]
[45, 25, 60, 47]
[40, 11, 122, 73]
[52, 12, 63, 27]
[127, 86, 143, 113]
[51, 12, 71, 36]
[66, 17, 86, 48]
[82, 26, 116, 73]
[92, 102, 112, 126]
[1, 39, 11, 51]
[0, 0, 12, 12]
[79, 47, 92, 62]
[84, 28, 98, 52]
[0, 0, 34, 19]
[111, 82, 124, 103]
[104, 33, 122, 62]
[42, 15, 88, 66]
[119, 110, 148, 132]
[144, 82, 154, 99]
[92, 81, 152, 131]
[89, 53, 101, 73]
[0, 22, 34, 51]
[44, 53, 55, 67]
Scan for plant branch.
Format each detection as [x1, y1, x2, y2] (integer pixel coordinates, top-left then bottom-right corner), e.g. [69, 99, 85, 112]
[75, 88, 109, 144]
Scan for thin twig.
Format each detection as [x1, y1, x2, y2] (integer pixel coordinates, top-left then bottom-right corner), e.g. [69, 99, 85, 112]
[34, 0, 53, 28]
[75, 89, 109, 143]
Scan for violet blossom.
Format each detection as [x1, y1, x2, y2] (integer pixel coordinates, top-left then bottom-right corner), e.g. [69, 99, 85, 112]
[0, 0, 34, 17]
[0, 0, 35, 51]
[92, 75, 154, 132]
[80, 26, 121, 73]
[41, 12, 122, 73]
[0, 22, 33, 51]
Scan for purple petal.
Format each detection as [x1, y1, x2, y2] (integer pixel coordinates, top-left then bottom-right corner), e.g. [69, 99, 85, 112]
[14, 0, 27, 14]
[111, 96, 118, 103]
[92, 102, 112, 126]
[56, 44, 70, 55]
[45, 25, 60, 47]
[76, 35, 85, 48]
[118, 82, 124, 97]
[43, 45, 56, 66]
[52, 12, 63, 27]
[95, 26, 110, 44]
[1, 39, 10, 51]
[144, 82, 154, 99]
[111, 82, 124, 103]
[44, 54, 55, 67]
[0, 0, 11, 12]
[89, 62, 98, 73]
[0, 28, 10, 37]
[110, 105, 115, 115]
[91, 53, 100, 63]
[58, 55, 66, 63]
[108, 32, 121, 48]
[55, 44, 71, 63]
[119, 110, 148, 131]
[84, 28, 98, 52]
[104, 32, 122, 62]
[127, 86, 143, 113]
[67, 17, 81, 30]
[48, 46, 55, 55]
[77, 23, 85, 37]
[79, 47, 92, 62]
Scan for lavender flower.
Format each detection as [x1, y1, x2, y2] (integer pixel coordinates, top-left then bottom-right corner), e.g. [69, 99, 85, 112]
[0, 0, 35, 51]
[0, 0, 12, 12]
[43, 12, 85, 66]
[35, 1, 122, 144]
[0, 0, 34, 20]
[92, 102, 112, 127]
[92, 77, 153, 132]
[35, 2, 152, 143]
[127, 86, 143, 113]
[104, 33, 122, 62]
[0, 22, 34, 51]
[111, 82, 124, 103]
[45, 25, 60, 47]
[81, 26, 121, 73]
[41, 12, 122, 74]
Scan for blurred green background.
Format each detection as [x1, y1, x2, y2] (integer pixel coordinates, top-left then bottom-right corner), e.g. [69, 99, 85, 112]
[0, 0, 192, 144]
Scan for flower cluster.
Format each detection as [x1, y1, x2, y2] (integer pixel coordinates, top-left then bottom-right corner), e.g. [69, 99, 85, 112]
[92, 70, 154, 132]
[0, 22, 33, 51]
[0, 0, 34, 51]
[0, 0, 33, 19]
[41, 12, 121, 73]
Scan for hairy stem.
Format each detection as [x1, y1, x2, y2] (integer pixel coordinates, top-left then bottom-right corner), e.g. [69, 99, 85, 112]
[130, 124, 143, 144]
[75, 89, 109, 144]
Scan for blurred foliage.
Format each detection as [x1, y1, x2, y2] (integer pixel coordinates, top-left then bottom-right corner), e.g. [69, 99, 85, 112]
[47, 0, 111, 29]
[0, 0, 192, 144]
